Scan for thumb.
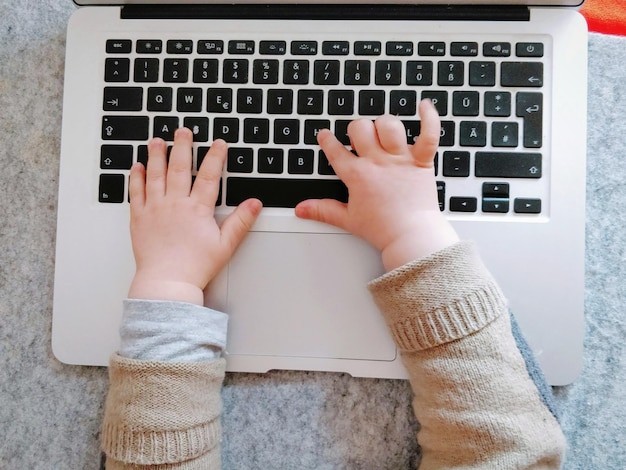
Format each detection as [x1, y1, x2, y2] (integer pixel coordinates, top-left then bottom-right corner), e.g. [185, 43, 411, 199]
[219, 198, 263, 256]
[295, 199, 350, 231]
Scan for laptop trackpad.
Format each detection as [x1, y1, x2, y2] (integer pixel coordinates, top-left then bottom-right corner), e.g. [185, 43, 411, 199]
[225, 232, 396, 361]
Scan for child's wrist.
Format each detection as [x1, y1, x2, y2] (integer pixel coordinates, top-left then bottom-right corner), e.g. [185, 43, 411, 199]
[381, 215, 459, 271]
[128, 277, 205, 305]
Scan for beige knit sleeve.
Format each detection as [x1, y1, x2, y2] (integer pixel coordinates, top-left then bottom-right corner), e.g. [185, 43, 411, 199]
[101, 354, 226, 469]
[368, 241, 566, 469]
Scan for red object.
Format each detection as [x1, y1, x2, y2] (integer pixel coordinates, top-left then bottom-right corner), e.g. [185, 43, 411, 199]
[581, 0, 626, 36]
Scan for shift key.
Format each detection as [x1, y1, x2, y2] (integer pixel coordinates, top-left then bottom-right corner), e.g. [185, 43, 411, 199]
[102, 116, 149, 140]
[475, 152, 542, 178]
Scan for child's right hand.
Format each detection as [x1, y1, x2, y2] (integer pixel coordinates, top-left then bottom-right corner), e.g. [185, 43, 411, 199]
[295, 99, 459, 271]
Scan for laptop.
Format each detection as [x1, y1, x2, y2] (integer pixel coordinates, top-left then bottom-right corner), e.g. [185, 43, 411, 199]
[52, 0, 587, 386]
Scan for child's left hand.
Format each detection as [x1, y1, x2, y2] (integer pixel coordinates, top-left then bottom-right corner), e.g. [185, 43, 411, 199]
[128, 128, 262, 305]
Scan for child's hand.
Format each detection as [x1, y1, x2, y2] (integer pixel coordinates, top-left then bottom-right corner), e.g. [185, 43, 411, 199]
[295, 100, 459, 271]
[128, 128, 262, 305]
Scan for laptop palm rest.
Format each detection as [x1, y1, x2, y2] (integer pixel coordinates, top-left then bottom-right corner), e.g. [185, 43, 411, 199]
[223, 231, 396, 361]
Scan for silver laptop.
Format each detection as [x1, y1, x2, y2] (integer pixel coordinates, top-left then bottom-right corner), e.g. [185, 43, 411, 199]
[53, 0, 587, 385]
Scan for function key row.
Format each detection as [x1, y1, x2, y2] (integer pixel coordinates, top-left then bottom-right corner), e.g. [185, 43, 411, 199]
[106, 39, 544, 58]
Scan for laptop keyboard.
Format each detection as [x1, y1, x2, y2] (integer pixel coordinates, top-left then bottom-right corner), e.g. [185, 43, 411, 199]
[100, 36, 547, 216]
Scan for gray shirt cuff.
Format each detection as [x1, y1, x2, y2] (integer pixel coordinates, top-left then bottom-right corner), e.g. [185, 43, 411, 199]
[119, 299, 228, 362]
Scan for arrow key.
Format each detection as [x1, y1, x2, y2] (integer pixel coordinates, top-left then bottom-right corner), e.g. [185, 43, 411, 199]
[482, 198, 510, 213]
[514, 198, 542, 214]
[450, 197, 477, 213]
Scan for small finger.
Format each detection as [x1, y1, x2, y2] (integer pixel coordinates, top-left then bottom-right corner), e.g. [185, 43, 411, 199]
[219, 198, 263, 258]
[374, 114, 409, 155]
[347, 119, 379, 157]
[192, 139, 227, 206]
[128, 162, 146, 212]
[317, 128, 355, 176]
[166, 128, 194, 197]
[145, 137, 167, 199]
[411, 99, 441, 168]
[295, 198, 349, 231]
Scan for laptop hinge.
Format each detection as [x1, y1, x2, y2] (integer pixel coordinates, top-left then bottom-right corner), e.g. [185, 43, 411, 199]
[120, 4, 531, 22]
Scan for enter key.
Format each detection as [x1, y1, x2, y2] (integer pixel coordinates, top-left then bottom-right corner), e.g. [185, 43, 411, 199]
[516, 92, 543, 148]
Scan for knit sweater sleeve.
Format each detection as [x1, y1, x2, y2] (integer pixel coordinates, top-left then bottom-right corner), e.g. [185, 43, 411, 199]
[368, 241, 566, 469]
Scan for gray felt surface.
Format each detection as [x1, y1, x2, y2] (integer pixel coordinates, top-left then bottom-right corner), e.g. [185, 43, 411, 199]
[1, 1, 625, 468]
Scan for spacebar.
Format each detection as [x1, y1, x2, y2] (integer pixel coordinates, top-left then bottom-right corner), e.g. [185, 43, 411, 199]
[226, 177, 349, 208]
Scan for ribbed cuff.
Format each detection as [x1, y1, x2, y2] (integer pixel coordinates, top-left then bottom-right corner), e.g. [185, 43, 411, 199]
[368, 241, 508, 352]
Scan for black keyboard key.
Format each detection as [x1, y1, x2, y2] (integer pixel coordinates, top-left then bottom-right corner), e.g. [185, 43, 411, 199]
[304, 119, 331, 145]
[198, 40, 224, 54]
[226, 177, 348, 207]
[267, 89, 293, 114]
[334, 120, 351, 145]
[418, 42, 445, 56]
[482, 198, 509, 213]
[134, 58, 159, 82]
[484, 91, 511, 117]
[228, 40, 255, 54]
[223, 59, 249, 83]
[344, 61, 371, 85]
[401, 120, 420, 145]
[259, 41, 287, 55]
[243, 118, 270, 143]
[514, 198, 542, 213]
[177, 88, 203, 112]
[438, 61, 464, 86]
[482, 182, 510, 198]
[137, 145, 148, 167]
[284, 60, 309, 84]
[104, 58, 130, 82]
[288, 149, 315, 174]
[314, 60, 340, 85]
[484, 42, 511, 57]
[450, 197, 477, 212]
[253, 59, 280, 84]
[193, 59, 219, 83]
[167, 40, 193, 54]
[354, 41, 381, 55]
[258, 149, 284, 173]
[237, 88, 263, 114]
[318, 151, 335, 175]
[101, 145, 133, 170]
[475, 152, 542, 178]
[184, 117, 209, 142]
[99, 174, 125, 203]
[516, 42, 544, 58]
[213, 118, 240, 142]
[359, 90, 385, 115]
[228, 148, 254, 172]
[459, 121, 487, 147]
[207, 88, 233, 113]
[491, 122, 518, 147]
[274, 119, 300, 144]
[297, 89, 324, 115]
[322, 41, 349, 55]
[375, 61, 402, 85]
[469, 61, 496, 86]
[291, 41, 318, 55]
[386, 42, 413, 56]
[328, 90, 355, 115]
[501, 62, 543, 87]
[153, 116, 179, 141]
[106, 40, 132, 54]
[450, 42, 478, 56]
[163, 59, 189, 82]
[516, 92, 543, 148]
[103, 87, 143, 111]
[146, 87, 173, 112]
[136, 40, 162, 54]
[443, 151, 470, 177]
[406, 61, 433, 86]
[437, 181, 445, 211]
[421, 91, 447, 115]
[390, 90, 417, 116]
[439, 121, 455, 147]
[102, 116, 149, 141]
[452, 91, 480, 116]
